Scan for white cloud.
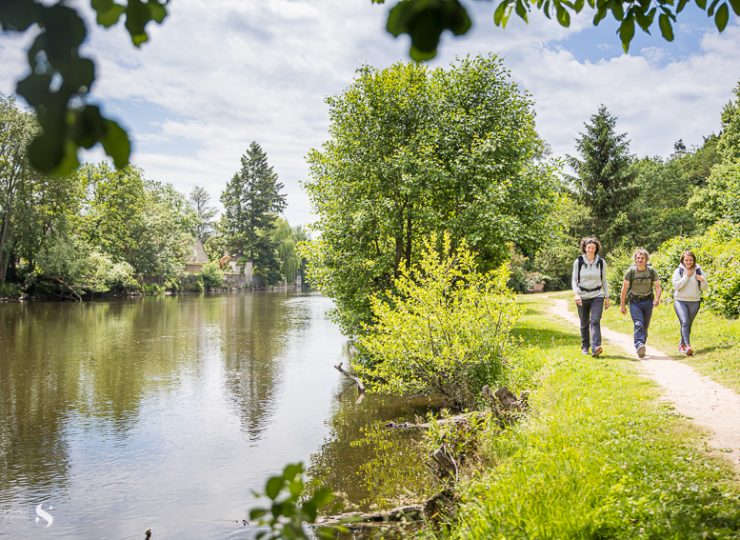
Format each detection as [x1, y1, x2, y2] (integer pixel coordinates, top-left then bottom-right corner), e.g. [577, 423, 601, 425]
[1, 2, 738, 226]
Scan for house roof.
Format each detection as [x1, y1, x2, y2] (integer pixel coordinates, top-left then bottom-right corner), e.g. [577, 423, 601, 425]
[189, 239, 209, 264]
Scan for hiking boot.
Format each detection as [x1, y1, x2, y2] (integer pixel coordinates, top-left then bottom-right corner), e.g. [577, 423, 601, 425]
[685, 345, 694, 356]
[679, 344, 686, 354]
[637, 344, 646, 358]
[582, 347, 589, 355]
[592, 346, 603, 358]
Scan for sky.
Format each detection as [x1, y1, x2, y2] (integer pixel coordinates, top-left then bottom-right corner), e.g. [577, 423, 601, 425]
[1, 1, 738, 226]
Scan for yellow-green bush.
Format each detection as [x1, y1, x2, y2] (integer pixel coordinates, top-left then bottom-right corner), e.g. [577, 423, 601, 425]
[357, 233, 520, 409]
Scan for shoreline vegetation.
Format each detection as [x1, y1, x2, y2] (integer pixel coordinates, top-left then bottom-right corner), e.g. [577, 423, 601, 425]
[321, 293, 738, 538]
[430, 294, 738, 539]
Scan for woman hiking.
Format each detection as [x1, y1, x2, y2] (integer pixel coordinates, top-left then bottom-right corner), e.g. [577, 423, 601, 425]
[620, 248, 662, 358]
[672, 250, 708, 356]
[572, 237, 609, 357]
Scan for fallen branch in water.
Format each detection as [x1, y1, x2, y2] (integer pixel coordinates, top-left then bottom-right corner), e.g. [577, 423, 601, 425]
[334, 362, 365, 394]
[317, 489, 454, 529]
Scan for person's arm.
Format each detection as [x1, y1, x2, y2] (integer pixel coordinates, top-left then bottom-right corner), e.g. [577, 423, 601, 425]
[572, 259, 582, 305]
[620, 279, 629, 314]
[653, 276, 662, 306]
[601, 260, 610, 309]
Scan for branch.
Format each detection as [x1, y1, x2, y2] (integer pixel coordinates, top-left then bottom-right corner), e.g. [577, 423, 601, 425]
[334, 362, 365, 394]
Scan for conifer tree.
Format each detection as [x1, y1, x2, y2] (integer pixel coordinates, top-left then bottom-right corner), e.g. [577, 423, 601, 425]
[567, 105, 637, 248]
[220, 142, 286, 285]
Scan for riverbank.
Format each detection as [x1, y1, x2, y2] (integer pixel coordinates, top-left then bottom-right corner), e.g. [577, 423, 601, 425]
[429, 294, 739, 539]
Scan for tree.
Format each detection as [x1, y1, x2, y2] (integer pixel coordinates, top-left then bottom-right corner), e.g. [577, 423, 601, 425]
[219, 142, 287, 285]
[0, 94, 37, 283]
[75, 163, 147, 266]
[1, 1, 735, 174]
[189, 186, 218, 244]
[567, 105, 637, 249]
[304, 55, 558, 335]
[689, 81, 740, 227]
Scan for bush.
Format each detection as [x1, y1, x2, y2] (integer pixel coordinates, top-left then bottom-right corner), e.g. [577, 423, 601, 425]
[653, 221, 740, 318]
[357, 233, 520, 409]
[0, 282, 22, 298]
[200, 261, 225, 290]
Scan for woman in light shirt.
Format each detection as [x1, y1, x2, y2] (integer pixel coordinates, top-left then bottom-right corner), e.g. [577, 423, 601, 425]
[672, 250, 708, 356]
[572, 237, 610, 357]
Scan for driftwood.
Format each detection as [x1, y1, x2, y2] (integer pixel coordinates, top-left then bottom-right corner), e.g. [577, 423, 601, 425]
[385, 412, 484, 430]
[334, 362, 365, 394]
[317, 489, 454, 529]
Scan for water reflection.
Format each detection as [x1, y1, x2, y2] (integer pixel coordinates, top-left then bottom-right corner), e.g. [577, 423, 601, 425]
[0, 293, 346, 539]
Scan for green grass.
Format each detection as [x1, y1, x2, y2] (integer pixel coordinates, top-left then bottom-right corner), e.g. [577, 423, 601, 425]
[434, 295, 739, 540]
[556, 291, 740, 392]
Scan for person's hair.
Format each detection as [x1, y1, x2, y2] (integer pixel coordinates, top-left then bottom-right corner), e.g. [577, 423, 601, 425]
[633, 248, 650, 262]
[680, 250, 697, 266]
[579, 237, 601, 255]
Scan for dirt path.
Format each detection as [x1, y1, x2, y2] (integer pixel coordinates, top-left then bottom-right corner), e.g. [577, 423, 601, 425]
[548, 298, 740, 474]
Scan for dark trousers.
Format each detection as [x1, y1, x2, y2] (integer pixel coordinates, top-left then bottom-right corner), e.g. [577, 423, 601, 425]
[629, 299, 653, 349]
[577, 297, 603, 352]
[674, 300, 700, 346]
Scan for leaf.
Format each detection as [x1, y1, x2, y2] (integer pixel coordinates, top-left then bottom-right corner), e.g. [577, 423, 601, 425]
[574, 0, 585, 12]
[707, 0, 720, 15]
[593, 4, 608, 24]
[147, 1, 168, 23]
[249, 508, 268, 520]
[695, 0, 707, 8]
[283, 463, 303, 482]
[265, 476, 284, 500]
[730, 0, 740, 15]
[714, 2, 729, 29]
[610, 0, 625, 20]
[101, 119, 131, 168]
[310, 487, 334, 508]
[659, 12, 674, 40]
[515, 0, 529, 22]
[676, 0, 689, 12]
[556, 4, 571, 26]
[619, 16, 635, 51]
[494, 0, 513, 26]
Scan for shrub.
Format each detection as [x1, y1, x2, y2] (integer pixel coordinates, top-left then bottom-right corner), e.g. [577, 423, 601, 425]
[653, 221, 740, 318]
[357, 233, 520, 409]
[200, 261, 225, 290]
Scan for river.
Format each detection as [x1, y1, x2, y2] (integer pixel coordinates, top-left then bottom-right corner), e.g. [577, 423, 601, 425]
[0, 293, 432, 539]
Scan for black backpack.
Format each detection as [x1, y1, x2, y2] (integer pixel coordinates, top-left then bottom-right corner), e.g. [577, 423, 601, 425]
[577, 255, 604, 285]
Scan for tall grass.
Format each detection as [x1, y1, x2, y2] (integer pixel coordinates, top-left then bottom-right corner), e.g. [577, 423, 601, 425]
[433, 295, 739, 539]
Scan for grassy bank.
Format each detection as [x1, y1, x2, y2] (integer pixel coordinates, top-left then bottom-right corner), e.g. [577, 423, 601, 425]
[432, 295, 739, 539]
[557, 291, 739, 392]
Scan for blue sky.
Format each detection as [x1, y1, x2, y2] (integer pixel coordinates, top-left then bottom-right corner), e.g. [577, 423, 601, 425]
[1, 0, 738, 226]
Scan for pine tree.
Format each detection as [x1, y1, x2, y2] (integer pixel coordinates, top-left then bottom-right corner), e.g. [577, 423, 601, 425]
[220, 142, 286, 285]
[567, 105, 637, 249]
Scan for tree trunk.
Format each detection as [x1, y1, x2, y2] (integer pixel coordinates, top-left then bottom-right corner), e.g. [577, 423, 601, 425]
[405, 206, 412, 271]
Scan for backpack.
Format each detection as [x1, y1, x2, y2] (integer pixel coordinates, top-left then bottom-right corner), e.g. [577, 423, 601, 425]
[626, 265, 657, 298]
[577, 255, 603, 285]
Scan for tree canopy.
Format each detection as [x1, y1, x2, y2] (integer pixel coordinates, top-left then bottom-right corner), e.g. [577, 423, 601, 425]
[1, 0, 736, 175]
[304, 55, 559, 335]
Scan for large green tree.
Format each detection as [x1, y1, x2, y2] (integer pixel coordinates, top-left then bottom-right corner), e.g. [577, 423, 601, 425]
[1, 1, 735, 175]
[567, 105, 637, 249]
[304, 55, 558, 335]
[219, 142, 287, 285]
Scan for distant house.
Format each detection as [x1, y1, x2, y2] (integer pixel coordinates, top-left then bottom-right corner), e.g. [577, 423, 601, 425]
[185, 239, 210, 274]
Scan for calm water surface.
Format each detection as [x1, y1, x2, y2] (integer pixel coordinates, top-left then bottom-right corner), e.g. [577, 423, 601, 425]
[0, 293, 417, 539]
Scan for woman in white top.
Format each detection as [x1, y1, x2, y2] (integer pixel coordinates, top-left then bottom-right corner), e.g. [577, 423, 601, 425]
[672, 250, 708, 356]
[572, 237, 610, 357]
